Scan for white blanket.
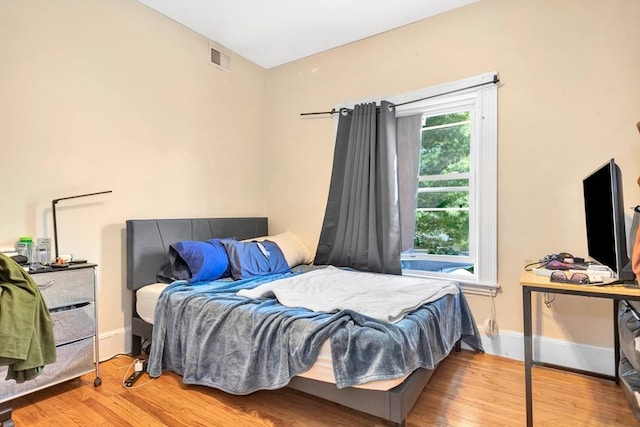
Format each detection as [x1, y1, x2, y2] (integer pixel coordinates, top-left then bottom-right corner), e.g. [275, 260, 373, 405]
[237, 266, 459, 323]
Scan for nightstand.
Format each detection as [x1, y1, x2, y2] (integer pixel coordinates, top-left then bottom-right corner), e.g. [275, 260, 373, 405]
[0, 263, 101, 404]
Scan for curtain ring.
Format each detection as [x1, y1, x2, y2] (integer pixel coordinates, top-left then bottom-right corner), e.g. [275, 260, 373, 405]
[340, 108, 349, 116]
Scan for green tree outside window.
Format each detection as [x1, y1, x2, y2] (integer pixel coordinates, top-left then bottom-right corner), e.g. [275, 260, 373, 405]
[415, 112, 470, 256]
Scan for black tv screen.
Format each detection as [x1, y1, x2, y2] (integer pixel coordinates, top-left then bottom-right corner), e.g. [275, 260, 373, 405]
[583, 158, 629, 277]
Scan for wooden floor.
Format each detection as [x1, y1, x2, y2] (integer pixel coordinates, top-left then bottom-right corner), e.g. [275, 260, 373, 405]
[5, 350, 639, 426]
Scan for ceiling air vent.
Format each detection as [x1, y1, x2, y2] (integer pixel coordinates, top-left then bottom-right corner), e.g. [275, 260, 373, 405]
[210, 46, 231, 71]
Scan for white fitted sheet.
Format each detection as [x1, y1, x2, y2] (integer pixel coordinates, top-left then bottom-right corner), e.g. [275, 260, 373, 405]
[136, 284, 407, 391]
[136, 283, 168, 324]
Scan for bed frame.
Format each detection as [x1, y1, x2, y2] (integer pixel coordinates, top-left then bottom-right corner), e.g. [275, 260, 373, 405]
[126, 217, 437, 426]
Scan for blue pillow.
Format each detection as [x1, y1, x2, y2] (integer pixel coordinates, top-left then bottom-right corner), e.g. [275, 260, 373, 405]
[221, 240, 289, 280]
[168, 239, 231, 283]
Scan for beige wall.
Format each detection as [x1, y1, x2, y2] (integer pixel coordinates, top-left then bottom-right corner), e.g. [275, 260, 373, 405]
[1, 0, 639, 358]
[265, 0, 640, 348]
[0, 0, 268, 350]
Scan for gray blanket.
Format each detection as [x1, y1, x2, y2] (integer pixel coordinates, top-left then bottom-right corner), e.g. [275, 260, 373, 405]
[237, 265, 459, 323]
[147, 271, 482, 394]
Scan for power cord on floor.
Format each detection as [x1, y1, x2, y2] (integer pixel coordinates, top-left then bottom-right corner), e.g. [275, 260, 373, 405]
[102, 353, 135, 363]
[119, 357, 155, 389]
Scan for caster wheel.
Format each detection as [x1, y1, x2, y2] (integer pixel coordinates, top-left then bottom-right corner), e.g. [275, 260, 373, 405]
[94, 377, 102, 387]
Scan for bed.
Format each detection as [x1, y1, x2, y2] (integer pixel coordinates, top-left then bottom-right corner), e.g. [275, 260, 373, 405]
[126, 217, 482, 426]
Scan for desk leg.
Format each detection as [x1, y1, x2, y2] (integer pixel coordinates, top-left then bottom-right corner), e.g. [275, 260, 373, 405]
[523, 287, 533, 427]
[613, 299, 620, 385]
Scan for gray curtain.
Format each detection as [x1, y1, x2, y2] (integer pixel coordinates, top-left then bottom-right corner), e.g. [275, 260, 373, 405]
[396, 114, 423, 252]
[315, 101, 401, 274]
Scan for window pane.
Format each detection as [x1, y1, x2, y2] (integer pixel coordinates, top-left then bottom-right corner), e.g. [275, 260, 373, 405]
[415, 111, 471, 258]
[420, 112, 470, 176]
[414, 210, 469, 255]
[424, 111, 470, 127]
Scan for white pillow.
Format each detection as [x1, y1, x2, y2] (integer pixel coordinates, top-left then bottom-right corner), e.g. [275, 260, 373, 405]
[244, 231, 313, 268]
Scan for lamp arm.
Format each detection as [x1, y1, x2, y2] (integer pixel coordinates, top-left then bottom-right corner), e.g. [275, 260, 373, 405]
[52, 199, 59, 259]
[51, 190, 112, 260]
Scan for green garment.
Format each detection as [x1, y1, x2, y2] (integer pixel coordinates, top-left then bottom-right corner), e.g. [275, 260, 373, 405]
[0, 253, 56, 383]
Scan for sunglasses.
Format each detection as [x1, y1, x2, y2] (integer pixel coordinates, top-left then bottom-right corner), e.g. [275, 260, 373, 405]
[550, 271, 590, 285]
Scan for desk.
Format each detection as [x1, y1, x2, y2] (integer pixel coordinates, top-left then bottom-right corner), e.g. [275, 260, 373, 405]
[521, 269, 640, 427]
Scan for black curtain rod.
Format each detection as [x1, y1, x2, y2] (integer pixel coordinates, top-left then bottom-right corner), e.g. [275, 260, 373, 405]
[300, 74, 499, 116]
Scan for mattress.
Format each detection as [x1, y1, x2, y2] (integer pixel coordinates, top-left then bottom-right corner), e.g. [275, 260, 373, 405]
[136, 284, 406, 391]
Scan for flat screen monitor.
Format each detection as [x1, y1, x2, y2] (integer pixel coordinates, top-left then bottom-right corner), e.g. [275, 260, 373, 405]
[583, 158, 630, 279]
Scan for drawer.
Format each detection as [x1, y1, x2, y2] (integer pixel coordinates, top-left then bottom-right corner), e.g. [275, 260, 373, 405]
[51, 303, 95, 345]
[32, 268, 94, 309]
[0, 337, 95, 403]
[619, 355, 640, 421]
[619, 301, 640, 373]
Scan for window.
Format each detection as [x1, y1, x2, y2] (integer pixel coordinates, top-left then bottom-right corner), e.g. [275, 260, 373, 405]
[391, 73, 498, 288]
[416, 112, 471, 257]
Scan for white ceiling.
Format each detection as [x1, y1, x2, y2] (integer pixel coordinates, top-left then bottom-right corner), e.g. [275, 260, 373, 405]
[138, 0, 478, 69]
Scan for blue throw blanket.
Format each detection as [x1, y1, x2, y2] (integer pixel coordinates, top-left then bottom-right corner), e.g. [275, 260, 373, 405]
[147, 271, 482, 394]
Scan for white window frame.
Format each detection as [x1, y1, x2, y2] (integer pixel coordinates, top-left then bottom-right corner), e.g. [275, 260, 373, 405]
[389, 73, 498, 289]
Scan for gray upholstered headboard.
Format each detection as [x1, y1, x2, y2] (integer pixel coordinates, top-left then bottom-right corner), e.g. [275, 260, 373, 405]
[126, 217, 268, 291]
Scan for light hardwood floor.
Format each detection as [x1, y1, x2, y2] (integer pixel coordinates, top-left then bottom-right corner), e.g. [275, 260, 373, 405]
[6, 350, 639, 426]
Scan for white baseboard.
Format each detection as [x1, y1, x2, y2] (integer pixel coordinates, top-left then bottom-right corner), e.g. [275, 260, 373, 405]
[472, 328, 615, 376]
[97, 327, 131, 361]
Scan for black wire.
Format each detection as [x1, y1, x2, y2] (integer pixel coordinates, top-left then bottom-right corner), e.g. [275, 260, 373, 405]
[544, 293, 556, 308]
[524, 260, 548, 271]
[102, 353, 136, 362]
